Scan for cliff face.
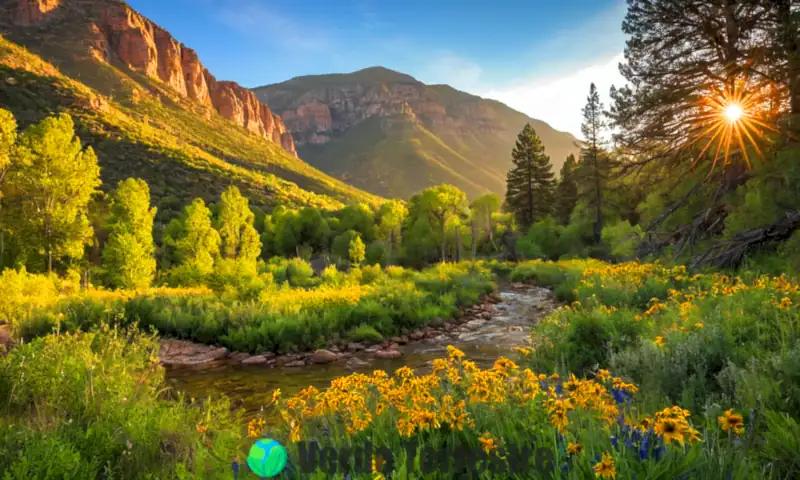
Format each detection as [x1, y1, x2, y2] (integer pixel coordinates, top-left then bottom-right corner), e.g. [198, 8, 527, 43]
[8, 0, 296, 156]
[253, 67, 579, 198]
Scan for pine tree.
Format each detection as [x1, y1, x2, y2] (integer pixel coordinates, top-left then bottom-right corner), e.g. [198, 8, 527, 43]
[102, 178, 157, 289]
[505, 123, 555, 230]
[5, 114, 100, 272]
[217, 186, 261, 272]
[577, 84, 608, 244]
[176, 198, 220, 276]
[554, 154, 579, 225]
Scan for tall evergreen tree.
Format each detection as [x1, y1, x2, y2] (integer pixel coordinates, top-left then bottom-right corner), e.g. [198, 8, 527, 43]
[554, 154, 579, 225]
[102, 178, 157, 289]
[505, 123, 555, 230]
[578, 84, 607, 244]
[217, 186, 261, 272]
[176, 198, 220, 276]
[5, 114, 100, 272]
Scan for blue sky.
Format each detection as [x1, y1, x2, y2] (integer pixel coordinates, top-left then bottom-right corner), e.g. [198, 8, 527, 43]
[128, 0, 628, 137]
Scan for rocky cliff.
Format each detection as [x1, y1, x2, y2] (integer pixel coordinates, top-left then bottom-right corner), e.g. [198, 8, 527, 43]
[7, 0, 296, 156]
[254, 67, 579, 199]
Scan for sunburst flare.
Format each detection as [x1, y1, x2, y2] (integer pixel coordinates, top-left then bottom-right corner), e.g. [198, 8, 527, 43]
[689, 78, 775, 172]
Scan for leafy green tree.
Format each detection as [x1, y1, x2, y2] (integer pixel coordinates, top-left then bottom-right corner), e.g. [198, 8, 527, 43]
[175, 198, 220, 276]
[554, 154, 579, 225]
[505, 123, 556, 230]
[217, 186, 261, 272]
[349, 234, 366, 266]
[377, 200, 408, 261]
[5, 114, 100, 272]
[102, 178, 157, 289]
[336, 204, 377, 243]
[408, 185, 469, 262]
[470, 194, 502, 252]
[0, 108, 16, 190]
[577, 84, 608, 244]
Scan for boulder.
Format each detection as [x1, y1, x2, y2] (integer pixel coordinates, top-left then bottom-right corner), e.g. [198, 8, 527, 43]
[242, 355, 268, 365]
[347, 342, 365, 352]
[408, 331, 425, 341]
[159, 339, 228, 366]
[310, 349, 338, 365]
[285, 360, 306, 368]
[374, 349, 403, 359]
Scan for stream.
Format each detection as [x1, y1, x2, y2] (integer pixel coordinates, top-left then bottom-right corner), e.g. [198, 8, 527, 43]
[164, 285, 556, 417]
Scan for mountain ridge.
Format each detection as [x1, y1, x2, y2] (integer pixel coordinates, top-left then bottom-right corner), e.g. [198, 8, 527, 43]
[0, 0, 380, 213]
[254, 67, 580, 199]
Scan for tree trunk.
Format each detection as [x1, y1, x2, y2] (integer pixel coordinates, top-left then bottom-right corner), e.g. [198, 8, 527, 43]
[776, 0, 800, 121]
[441, 225, 447, 263]
[487, 217, 498, 252]
[456, 225, 462, 262]
[592, 148, 603, 244]
[471, 219, 477, 263]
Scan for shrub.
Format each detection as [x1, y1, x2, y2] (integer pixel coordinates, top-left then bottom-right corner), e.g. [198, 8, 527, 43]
[347, 323, 384, 344]
[601, 220, 644, 259]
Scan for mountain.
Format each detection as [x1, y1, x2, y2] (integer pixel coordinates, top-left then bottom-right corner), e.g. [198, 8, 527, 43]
[253, 67, 580, 199]
[0, 0, 379, 219]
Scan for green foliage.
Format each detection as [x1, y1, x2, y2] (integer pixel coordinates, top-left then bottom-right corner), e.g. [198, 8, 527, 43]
[516, 217, 567, 260]
[0, 107, 16, 178]
[102, 178, 157, 289]
[217, 186, 261, 273]
[554, 154, 579, 225]
[406, 184, 469, 262]
[347, 323, 384, 344]
[470, 193, 502, 252]
[505, 123, 556, 229]
[348, 234, 366, 266]
[0, 327, 242, 478]
[365, 242, 389, 267]
[601, 220, 644, 259]
[4, 113, 101, 272]
[170, 198, 220, 280]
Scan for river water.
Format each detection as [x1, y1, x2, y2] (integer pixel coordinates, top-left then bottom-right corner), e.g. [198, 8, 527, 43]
[164, 285, 556, 417]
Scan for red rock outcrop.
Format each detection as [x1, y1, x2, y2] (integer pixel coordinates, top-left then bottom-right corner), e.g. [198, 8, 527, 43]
[9, 0, 296, 156]
[14, 0, 60, 25]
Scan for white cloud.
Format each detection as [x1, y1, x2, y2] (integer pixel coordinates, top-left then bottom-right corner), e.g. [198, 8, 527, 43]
[422, 53, 484, 88]
[481, 53, 626, 138]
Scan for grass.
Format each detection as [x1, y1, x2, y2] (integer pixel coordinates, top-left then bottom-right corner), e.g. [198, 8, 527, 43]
[2, 259, 800, 478]
[0, 33, 380, 213]
[6, 262, 495, 355]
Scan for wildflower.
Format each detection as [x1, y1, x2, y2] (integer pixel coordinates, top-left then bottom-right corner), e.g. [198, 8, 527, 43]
[655, 417, 686, 446]
[272, 389, 282, 403]
[247, 417, 266, 437]
[654, 336, 665, 347]
[512, 346, 532, 356]
[718, 409, 745, 435]
[447, 345, 465, 360]
[694, 322, 703, 329]
[596, 369, 611, 382]
[779, 297, 792, 310]
[478, 432, 497, 453]
[567, 442, 583, 455]
[593, 452, 616, 479]
[196, 424, 207, 434]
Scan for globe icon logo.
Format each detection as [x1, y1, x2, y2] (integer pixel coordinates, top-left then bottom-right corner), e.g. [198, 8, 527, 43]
[247, 438, 288, 478]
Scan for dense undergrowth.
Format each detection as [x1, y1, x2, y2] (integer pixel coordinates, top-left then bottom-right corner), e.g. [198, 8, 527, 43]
[4, 261, 493, 354]
[1, 260, 799, 478]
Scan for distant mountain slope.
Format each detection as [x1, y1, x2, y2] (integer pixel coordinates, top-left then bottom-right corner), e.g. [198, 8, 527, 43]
[0, 0, 379, 217]
[254, 67, 580, 199]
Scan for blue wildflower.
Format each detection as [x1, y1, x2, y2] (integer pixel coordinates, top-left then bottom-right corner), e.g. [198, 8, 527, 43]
[555, 384, 563, 395]
[611, 388, 625, 404]
[611, 436, 618, 449]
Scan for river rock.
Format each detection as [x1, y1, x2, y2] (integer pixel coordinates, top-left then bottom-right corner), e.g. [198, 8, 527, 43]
[310, 349, 338, 364]
[285, 360, 306, 367]
[465, 319, 487, 330]
[242, 355, 268, 365]
[409, 331, 424, 341]
[389, 336, 403, 344]
[375, 349, 403, 359]
[346, 356, 370, 368]
[229, 352, 251, 363]
[399, 335, 409, 344]
[364, 345, 382, 353]
[159, 340, 228, 366]
[347, 342, 365, 352]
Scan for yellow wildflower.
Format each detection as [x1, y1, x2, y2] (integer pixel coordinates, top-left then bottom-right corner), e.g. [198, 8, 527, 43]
[718, 409, 745, 435]
[478, 432, 497, 453]
[567, 442, 583, 455]
[593, 452, 616, 479]
[654, 336, 665, 347]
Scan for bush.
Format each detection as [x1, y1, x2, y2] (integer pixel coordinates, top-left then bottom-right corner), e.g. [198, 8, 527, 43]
[516, 217, 565, 260]
[365, 242, 388, 267]
[347, 323, 384, 344]
[601, 220, 643, 259]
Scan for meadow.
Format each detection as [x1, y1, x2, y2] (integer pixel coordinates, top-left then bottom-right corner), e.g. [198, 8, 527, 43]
[2, 259, 798, 478]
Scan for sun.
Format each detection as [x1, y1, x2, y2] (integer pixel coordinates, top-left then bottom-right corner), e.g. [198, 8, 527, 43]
[724, 103, 744, 123]
[689, 78, 774, 170]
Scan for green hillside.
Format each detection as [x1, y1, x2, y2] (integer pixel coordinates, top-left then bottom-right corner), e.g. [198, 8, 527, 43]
[255, 67, 580, 199]
[0, 14, 379, 218]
